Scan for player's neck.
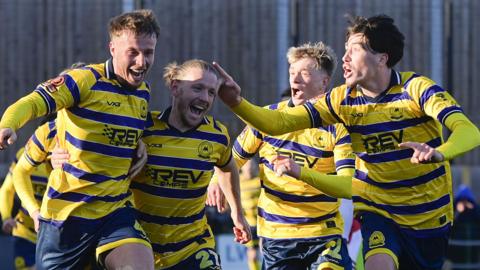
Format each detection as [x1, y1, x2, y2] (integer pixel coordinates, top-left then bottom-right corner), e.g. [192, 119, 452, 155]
[359, 68, 391, 98]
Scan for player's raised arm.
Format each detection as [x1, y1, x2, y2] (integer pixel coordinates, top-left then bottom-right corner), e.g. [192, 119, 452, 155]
[213, 62, 312, 136]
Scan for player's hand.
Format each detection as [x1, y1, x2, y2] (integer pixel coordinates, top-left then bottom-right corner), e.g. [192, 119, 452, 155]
[206, 182, 227, 213]
[399, 142, 444, 164]
[212, 62, 242, 107]
[231, 212, 251, 244]
[2, 218, 17, 234]
[272, 155, 301, 178]
[0, 128, 17, 150]
[128, 140, 147, 179]
[31, 210, 40, 232]
[51, 138, 69, 169]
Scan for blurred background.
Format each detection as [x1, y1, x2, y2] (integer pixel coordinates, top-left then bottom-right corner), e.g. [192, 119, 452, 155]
[0, 0, 479, 269]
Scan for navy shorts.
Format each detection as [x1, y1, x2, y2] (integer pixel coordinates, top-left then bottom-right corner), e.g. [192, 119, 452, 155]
[163, 248, 221, 270]
[261, 235, 352, 270]
[36, 205, 150, 270]
[13, 236, 36, 269]
[359, 211, 449, 270]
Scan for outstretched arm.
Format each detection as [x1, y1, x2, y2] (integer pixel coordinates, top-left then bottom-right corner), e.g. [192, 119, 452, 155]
[215, 159, 252, 244]
[399, 113, 480, 163]
[213, 62, 312, 135]
[0, 93, 48, 149]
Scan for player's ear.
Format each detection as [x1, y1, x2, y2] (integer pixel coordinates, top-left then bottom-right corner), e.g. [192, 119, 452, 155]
[378, 53, 388, 66]
[170, 80, 180, 96]
[109, 41, 115, 56]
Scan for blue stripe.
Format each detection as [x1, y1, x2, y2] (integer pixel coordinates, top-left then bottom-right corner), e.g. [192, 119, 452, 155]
[263, 136, 333, 158]
[251, 128, 263, 140]
[260, 157, 275, 172]
[403, 73, 420, 88]
[64, 74, 81, 105]
[325, 91, 343, 124]
[68, 107, 146, 130]
[335, 159, 355, 169]
[47, 186, 131, 203]
[34, 88, 56, 114]
[25, 153, 42, 166]
[66, 132, 135, 159]
[353, 194, 451, 215]
[31, 175, 48, 184]
[47, 129, 57, 139]
[357, 137, 442, 164]
[347, 116, 432, 135]
[268, 103, 278, 110]
[91, 81, 150, 102]
[130, 181, 207, 199]
[437, 106, 463, 124]
[262, 181, 337, 202]
[258, 207, 337, 224]
[304, 102, 322, 128]
[147, 154, 214, 171]
[342, 91, 412, 106]
[143, 128, 228, 146]
[85, 67, 102, 80]
[48, 120, 55, 131]
[355, 165, 446, 189]
[137, 208, 205, 225]
[400, 223, 451, 238]
[419, 85, 444, 110]
[31, 134, 45, 152]
[63, 163, 128, 183]
[336, 135, 351, 145]
[233, 141, 256, 159]
[151, 229, 211, 253]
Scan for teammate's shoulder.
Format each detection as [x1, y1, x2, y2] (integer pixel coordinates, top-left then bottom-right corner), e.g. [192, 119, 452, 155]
[400, 71, 435, 89]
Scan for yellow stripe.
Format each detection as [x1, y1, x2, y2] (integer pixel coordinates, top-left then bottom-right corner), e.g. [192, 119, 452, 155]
[365, 247, 399, 270]
[96, 238, 152, 259]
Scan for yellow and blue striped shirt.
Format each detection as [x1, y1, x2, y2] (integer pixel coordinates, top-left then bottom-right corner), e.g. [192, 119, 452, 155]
[130, 109, 231, 268]
[18, 60, 150, 225]
[234, 99, 355, 239]
[233, 71, 471, 237]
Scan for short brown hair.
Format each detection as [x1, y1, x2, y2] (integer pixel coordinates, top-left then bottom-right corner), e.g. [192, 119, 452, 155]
[109, 9, 160, 39]
[286, 42, 337, 77]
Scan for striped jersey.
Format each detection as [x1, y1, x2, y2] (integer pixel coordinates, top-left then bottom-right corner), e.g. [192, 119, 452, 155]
[130, 109, 231, 268]
[3, 119, 54, 242]
[233, 99, 355, 239]
[239, 175, 261, 227]
[303, 70, 462, 236]
[33, 60, 150, 224]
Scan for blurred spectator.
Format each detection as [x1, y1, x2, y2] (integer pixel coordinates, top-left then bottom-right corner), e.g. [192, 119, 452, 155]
[446, 184, 480, 270]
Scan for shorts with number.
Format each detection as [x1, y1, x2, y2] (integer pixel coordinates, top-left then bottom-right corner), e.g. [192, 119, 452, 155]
[13, 236, 36, 269]
[359, 211, 449, 270]
[36, 204, 151, 270]
[162, 248, 221, 270]
[261, 235, 352, 270]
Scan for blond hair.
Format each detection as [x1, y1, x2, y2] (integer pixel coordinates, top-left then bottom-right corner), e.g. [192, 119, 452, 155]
[109, 9, 160, 39]
[163, 59, 218, 87]
[286, 42, 337, 76]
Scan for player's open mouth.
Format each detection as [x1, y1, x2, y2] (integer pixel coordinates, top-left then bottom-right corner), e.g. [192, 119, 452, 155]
[190, 104, 207, 115]
[130, 69, 146, 80]
[343, 65, 352, 77]
[292, 88, 302, 97]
